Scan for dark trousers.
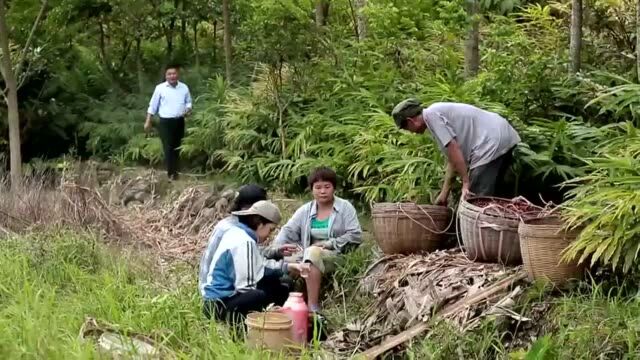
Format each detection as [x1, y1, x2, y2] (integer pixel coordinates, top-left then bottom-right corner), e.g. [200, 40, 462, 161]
[469, 148, 514, 197]
[156, 117, 185, 180]
[203, 273, 290, 326]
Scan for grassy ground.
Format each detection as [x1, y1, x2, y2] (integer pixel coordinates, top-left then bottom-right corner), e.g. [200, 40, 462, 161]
[407, 278, 640, 360]
[0, 229, 294, 359]
[2, 166, 640, 359]
[2, 228, 640, 359]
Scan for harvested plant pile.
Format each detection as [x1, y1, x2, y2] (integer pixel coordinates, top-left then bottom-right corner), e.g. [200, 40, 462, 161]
[121, 185, 236, 261]
[467, 197, 544, 219]
[123, 187, 301, 260]
[1, 170, 301, 263]
[60, 183, 129, 239]
[0, 176, 233, 262]
[325, 249, 526, 356]
[0, 180, 129, 241]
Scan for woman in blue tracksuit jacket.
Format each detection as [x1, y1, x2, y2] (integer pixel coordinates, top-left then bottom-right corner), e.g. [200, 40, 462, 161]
[198, 184, 268, 298]
[200, 199, 302, 324]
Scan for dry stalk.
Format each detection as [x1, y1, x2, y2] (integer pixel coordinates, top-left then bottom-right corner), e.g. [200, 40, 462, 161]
[325, 249, 527, 356]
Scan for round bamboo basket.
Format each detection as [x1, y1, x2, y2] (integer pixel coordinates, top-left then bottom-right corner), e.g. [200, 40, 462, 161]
[518, 217, 584, 285]
[458, 197, 527, 265]
[371, 202, 452, 255]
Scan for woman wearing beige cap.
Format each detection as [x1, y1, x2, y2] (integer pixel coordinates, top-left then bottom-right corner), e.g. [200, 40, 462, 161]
[201, 200, 305, 325]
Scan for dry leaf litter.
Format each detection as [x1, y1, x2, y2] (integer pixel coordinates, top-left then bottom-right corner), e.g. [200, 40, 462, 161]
[324, 249, 527, 356]
[1, 166, 302, 265]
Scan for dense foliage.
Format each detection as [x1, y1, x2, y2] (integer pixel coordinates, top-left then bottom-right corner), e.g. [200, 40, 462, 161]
[562, 123, 640, 272]
[1, 0, 640, 269]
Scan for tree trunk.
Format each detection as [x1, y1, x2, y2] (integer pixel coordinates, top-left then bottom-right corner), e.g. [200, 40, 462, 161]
[161, 0, 179, 74]
[98, 20, 126, 88]
[136, 36, 144, 93]
[636, 0, 639, 81]
[116, 39, 132, 73]
[222, 0, 232, 82]
[464, 0, 480, 78]
[315, 0, 329, 26]
[213, 19, 218, 65]
[165, 25, 175, 61]
[193, 22, 200, 69]
[98, 20, 111, 72]
[569, 0, 583, 74]
[180, 0, 187, 49]
[181, 20, 187, 48]
[0, 0, 22, 188]
[355, 0, 367, 41]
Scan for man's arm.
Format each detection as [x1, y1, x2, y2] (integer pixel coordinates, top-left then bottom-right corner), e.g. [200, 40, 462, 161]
[435, 162, 455, 205]
[145, 87, 160, 130]
[424, 110, 471, 199]
[184, 85, 193, 117]
[446, 139, 471, 197]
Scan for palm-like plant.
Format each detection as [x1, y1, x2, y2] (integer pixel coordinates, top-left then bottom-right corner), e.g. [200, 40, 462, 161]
[562, 123, 640, 272]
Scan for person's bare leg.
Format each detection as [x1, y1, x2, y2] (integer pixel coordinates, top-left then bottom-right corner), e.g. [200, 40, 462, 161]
[305, 264, 322, 312]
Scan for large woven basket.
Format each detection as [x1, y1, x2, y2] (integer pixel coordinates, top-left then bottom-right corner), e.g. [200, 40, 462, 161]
[518, 217, 584, 285]
[458, 197, 538, 265]
[372, 202, 452, 255]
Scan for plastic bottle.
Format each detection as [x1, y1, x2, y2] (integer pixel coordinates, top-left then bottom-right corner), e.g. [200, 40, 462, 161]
[281, 292, 308, 345]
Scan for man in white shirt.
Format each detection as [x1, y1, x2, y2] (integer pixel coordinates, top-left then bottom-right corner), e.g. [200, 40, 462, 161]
[145, 65, 192, 180]
[392, 99, 521, 203]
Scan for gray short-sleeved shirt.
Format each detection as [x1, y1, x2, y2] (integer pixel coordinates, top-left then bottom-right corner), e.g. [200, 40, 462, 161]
[423, 102, 521, 169]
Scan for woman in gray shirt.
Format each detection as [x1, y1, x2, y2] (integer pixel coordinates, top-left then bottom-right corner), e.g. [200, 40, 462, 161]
[265, 167, 362, 313]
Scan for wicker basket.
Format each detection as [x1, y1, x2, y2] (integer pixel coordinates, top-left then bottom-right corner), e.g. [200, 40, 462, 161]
[518, 217, 584, 285]
[458, 197, 529, 265]
[372, 202, 452, 255]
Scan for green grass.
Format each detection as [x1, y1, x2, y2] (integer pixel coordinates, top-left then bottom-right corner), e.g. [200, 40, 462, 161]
[0, 229, 301, 359]
[3, 227, 640, 359]
[322, 238, 377, 326]
[539, 281, 640, 358]
[406, 278, 640, 360]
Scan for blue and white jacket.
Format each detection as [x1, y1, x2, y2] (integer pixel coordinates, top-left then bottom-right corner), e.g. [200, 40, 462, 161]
[199, 220, 288, 300]
[198, 216, 236, 297]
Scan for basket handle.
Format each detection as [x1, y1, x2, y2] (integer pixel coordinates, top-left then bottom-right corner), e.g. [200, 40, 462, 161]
[397, 203, 454, 235]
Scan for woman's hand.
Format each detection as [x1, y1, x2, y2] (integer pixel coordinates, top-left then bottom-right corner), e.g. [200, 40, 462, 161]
[287, 263, 311, 278]
[313, 240, 333, 250]
[288, 263, 301, 275]
[278, 244, 300, 257]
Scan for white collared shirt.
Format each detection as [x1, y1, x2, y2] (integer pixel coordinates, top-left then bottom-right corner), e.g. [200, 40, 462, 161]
[147, 81, 192, 118]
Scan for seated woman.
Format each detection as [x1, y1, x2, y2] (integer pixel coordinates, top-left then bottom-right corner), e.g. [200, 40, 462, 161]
[267, 167, 362, 313]
[199, 184, 296, 300]
[200, 200, 303, 324]
[199, 184, 267, 298]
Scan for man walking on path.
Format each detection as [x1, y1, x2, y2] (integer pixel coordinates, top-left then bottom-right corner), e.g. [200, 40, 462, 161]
[392, 99, 521, 204]
[145, 65, 192, 180]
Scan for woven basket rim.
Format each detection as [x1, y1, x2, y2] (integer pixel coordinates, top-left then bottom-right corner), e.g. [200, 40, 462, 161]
[372, 202, 452, 218]
[371, 202, 450, 210]
[461, 196, 544, 221]
[458, 205, 521, 226]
